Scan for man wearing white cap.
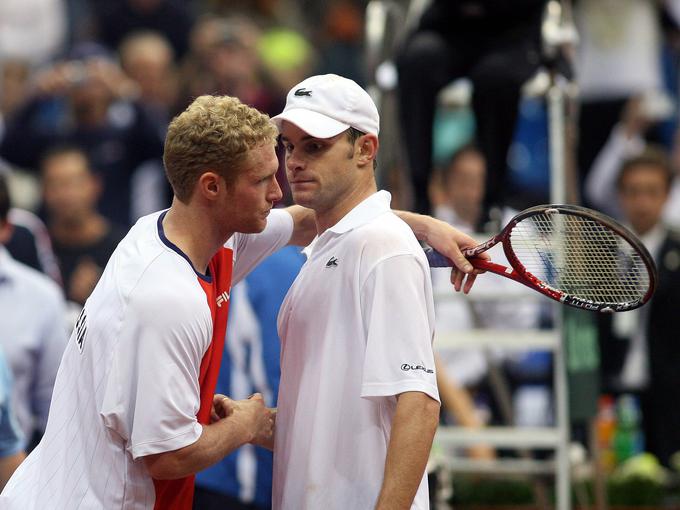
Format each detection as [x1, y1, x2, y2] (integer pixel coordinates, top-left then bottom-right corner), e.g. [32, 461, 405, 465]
[270, 74, 442, 510]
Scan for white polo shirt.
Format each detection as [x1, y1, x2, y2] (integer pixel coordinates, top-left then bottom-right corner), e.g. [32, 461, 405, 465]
[274, 191, 439, 510]
[0, 208, 293, 510]
[0, 246, 68, 439]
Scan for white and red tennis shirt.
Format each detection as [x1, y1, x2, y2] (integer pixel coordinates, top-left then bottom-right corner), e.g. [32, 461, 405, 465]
[0, 208, 293, 510]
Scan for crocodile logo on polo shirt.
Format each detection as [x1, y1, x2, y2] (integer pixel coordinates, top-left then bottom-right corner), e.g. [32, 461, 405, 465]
[325, 256, 339, 268]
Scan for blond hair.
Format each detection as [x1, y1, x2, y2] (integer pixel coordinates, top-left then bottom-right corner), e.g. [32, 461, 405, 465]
[164, 95, 278, 202]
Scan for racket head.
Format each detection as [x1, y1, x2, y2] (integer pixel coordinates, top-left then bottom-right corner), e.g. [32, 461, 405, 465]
[500, 204, 657, 312]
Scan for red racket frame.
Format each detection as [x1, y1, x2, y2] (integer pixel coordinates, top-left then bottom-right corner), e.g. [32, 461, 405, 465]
[428, 204, 658, 312]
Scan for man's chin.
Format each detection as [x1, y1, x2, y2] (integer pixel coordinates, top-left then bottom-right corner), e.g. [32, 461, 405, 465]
[290, 192, 313, 209]
[241, 218, 268, 234]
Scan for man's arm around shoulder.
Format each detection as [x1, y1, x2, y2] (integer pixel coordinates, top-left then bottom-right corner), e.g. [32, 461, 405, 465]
[285, 205, 317, 246]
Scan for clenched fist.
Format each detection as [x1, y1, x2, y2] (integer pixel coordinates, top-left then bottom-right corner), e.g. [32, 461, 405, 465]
[211, 393, 275, 449]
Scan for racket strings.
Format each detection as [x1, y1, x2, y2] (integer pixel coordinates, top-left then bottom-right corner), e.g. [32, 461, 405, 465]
[508, 213, 650, 305]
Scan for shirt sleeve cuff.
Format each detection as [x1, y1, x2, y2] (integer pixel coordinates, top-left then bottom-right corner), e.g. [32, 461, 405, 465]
[279, 207, 295, 244]
[361, 380, 440, 404]
[129, 421, 202, 460]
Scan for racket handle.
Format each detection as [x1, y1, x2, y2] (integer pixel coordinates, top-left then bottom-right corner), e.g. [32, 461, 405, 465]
[423, 247, 453, 267]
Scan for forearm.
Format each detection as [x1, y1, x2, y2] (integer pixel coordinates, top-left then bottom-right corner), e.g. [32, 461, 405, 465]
[375, 392, 440, 510]
[143, 418, 253, 480]
[285, 205, 317, 246]
[393, 210, 432, 243]
[394, 210, 476, 278]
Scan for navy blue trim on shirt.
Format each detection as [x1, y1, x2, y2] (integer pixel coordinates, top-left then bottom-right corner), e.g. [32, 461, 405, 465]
[157, 211, 213, 283]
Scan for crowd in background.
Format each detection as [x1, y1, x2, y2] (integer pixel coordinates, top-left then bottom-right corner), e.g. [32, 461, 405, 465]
[2, 0, 680, 507]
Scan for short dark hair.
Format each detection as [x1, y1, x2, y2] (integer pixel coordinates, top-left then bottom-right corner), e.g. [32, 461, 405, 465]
[616, 146, 673, 192]
[346, 127, 377, 170]
[346, 127, 364, 145]
[0, 173, 10, 223]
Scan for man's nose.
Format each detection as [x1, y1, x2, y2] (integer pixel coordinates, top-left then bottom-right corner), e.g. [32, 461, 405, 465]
[270, 177, 283, 202]
[286, 150, 304, 172]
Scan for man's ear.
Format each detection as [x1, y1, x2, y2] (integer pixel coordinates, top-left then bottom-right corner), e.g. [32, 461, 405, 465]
[0, 220, 14, 245]
[357, 134, 379, 169]
[196, 172, 223, 201]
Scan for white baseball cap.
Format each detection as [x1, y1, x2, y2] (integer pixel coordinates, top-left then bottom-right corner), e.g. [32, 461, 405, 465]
[272, 74, 380, 138]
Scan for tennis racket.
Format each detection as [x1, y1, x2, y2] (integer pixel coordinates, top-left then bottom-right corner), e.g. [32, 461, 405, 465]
[425, 204, 657, 312]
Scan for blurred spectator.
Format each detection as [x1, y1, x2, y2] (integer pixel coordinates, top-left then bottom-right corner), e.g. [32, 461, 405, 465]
[430, 145, 488, 231]
[0, 0, 67, 135]
[433, 353, 494, 461]
[118, 31, 177, 219]
[257, 28, 315, 101]
[178, 14, 227, 103]
[64, 0, 98, 49]
[119, 30, 180, 127]
[431, 145, 550, 429]
[198, 0, 308, 32]
[574, 0, 677, 201]
[41, 145, 126, 306]
[0, 173, 69, 447]
[90, 0, 194, 60]
[396, 0, 546, 216]
[597, 148, 680, 467]
[0, 43, 166, 226]
[5, 207, 62, 284]
[0, 348, 25, 491]
[0, 0, 66, 65]
[178, 16, 281, 116]
[1, 148, 60, 286]
[1, 60, 32, 123]
[195, 246, 305, 510]
[314, 0, 365, 85]
[585, 96, 680, 228]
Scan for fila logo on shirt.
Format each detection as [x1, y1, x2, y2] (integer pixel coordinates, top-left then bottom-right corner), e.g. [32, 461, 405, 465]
[401, 363, 434, 374]
[325, 256, 339, 268]
[216, 291, 230, 308]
